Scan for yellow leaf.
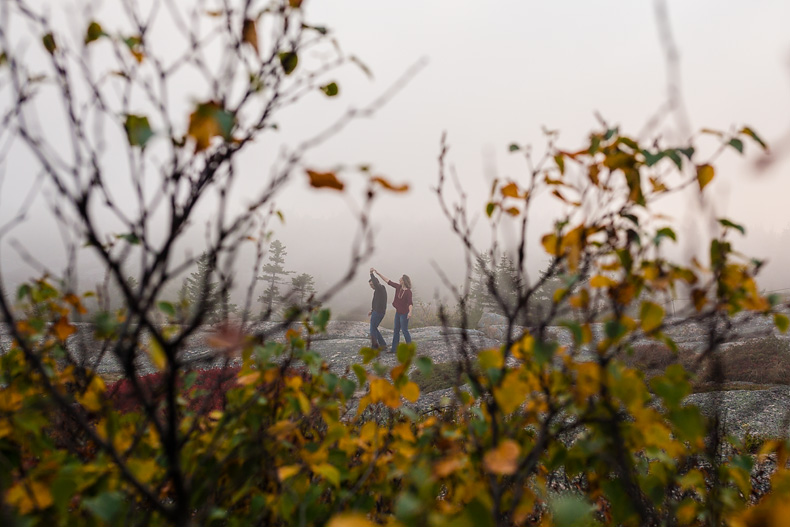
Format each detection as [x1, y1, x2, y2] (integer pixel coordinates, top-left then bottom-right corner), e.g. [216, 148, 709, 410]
[128, 459, 159, 484]
[0, 389, 24, 412]
[327, 513, 376, 527]
[54, 316, 76, 341]
[77, 375, 105, 412]
[569, 289, 589, 309]
[574, 362, 601, 401]
[494, 371, 530, 414]
[242, 19, 258, 54]
[696, 164, 714, 191]
[7, 480, 54, 514]
[590, 275, 615, 288]
[269, 420, 298, 439]
[401, 381, 419, 403]
[371, 176, 409, 192]
[640, 301, 665, 333]
[306, 169, 345, 191]
[312, 463, 341, 487]
[541, 233, 560, 256]
[478, 348, 504, 370]
[278, 465, 301, 481]
[505, 207, 520, 216]
[149, 338, 167, 371]
[501, 182, 522, 198]
[484, 439, 520, 475]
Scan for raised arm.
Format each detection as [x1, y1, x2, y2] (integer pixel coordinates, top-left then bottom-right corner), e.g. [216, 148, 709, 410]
[369, 269, 380, 286]
[372, 268, 391, 284]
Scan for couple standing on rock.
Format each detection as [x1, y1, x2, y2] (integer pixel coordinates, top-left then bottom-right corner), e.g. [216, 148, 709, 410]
[368, 268, 413, 353]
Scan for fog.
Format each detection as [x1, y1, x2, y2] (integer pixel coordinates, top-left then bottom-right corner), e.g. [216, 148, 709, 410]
[2, 0, 790, 319]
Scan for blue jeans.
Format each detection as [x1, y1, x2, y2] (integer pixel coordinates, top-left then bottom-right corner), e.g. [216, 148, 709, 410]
[391, 312, 411, 353]
[369, 310, 386, 348]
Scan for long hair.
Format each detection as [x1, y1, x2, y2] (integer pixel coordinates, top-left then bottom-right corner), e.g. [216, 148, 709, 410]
[401, 274, 412, 289]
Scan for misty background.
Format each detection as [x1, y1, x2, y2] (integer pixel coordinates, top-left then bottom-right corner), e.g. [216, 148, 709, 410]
[1, 0, 789, 320]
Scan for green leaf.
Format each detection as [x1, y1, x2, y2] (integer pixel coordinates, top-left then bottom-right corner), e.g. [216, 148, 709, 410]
[604, 127, 619, 141]
[17, 283, 31, 300]
[319, 82, 339, 96]
[124, 114, 154, 147]
[158, 301, 176, 317]
[485, 202, 496, 218]
[85, 22, 105, 44]
[775, 313, 789, 334]
[339, 378, 356, 398]
[312, 308, 330, 332]
[42, 33, 57, 54]
[550, 495, 596, 527]
[717, 218, 745, 235]
[740, 126, 768, 151]
[669, 406, 706, 442]
[640, 301, 665, 333]
[352, 363, 367, 386]
[508, 143, 520, 152]
[664, 149, 683, 170]
[83, 491, 124, 522]
[396, 342, 416, 365]
[554, 154, 565, 175]
[116, 233, 141, 245]
[678, 146, 695, 160]
[278, 52, 298, 75]
[728, 137, 744, 154]
[360, 346, 379, 364]
[641, 149, 664, 167]
[654, 227, 676, 244]
[534, 340, 558, 366]
[416, 356, 433, 376]
[650, 364, 690, 410]
[559, 320, 583, 345]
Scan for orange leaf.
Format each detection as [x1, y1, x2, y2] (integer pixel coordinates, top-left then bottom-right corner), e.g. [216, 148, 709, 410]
[483, 439, 520, 475]
[501, 182, 521, 198]
[401, 381, 419, 402]
[187, 101, 234, 152]
[326, 513, 376, 527]
[242, 19, 259, 54]
[237, 372, 261, 386]
[64, 293, 87, 314]
[434, 456, 464, 478]
[306, 169, 344, 191]
[371, 176, 409, 192]
[54, 316, 76, 341]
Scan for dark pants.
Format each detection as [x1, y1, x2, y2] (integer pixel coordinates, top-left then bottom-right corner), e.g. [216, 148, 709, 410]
[391, 312, 411, 353]
[370, 310, 386, 348]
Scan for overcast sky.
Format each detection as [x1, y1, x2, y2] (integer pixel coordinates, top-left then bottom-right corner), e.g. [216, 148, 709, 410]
[2, 0, 790, 312]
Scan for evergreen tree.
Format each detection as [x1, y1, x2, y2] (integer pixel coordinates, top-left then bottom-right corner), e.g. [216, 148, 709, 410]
[469, 254, 496, 313]
[290, 273, 316, 305]
[178, 253, 234, 323]
[495, 254, 522, 313]
[258, 240, 292, 313]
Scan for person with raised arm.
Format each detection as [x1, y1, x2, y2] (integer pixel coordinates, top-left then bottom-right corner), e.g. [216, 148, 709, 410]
[372, 268, 413, 354]
[368, 268, 388, 349]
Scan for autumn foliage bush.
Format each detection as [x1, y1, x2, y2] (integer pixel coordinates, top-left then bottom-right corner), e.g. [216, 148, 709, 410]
[3, 1, 790, 526]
